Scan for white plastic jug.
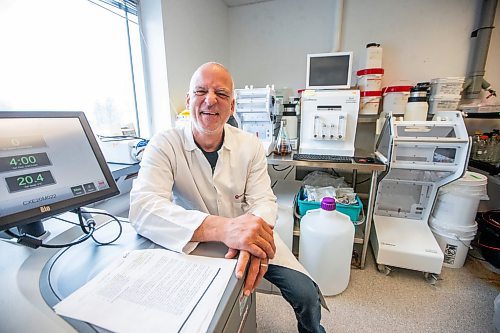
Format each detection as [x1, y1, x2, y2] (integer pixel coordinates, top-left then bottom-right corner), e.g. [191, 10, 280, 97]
[299, 197, 355, 296]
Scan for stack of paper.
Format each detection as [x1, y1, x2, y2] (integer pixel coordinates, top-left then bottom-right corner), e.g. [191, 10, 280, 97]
[54, 249, 236, 333]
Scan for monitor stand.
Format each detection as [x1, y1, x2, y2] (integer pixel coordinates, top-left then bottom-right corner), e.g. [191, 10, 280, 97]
[18, 221, 46, 238]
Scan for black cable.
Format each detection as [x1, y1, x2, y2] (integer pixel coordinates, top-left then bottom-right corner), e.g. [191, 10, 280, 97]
[5, 209, 123, 249]
[84, 210, 123, 245]
[98, 135, 147, 141]
[283, 166, 295, 180]
[355, 177, 372, 185]
[330, 168, 341, 178]
[107, 161, 140, 165]
[6, 226, 95, 249]
[53, 215, 130, 225]
[272, 165, 291, 172]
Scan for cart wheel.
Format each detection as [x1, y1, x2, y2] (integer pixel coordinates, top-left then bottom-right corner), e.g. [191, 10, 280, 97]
[423, 272, 439, 286]
[377, 264, 392, 275]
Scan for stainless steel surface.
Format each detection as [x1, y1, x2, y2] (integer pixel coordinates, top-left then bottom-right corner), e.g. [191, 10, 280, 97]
[361, 170, 379, 268]
[268, 154, 386, 173]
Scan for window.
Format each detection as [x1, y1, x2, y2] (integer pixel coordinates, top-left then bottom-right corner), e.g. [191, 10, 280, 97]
[0, 0, 146, 136]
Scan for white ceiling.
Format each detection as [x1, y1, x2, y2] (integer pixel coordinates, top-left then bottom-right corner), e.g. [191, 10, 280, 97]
[222, 0, 274, 8]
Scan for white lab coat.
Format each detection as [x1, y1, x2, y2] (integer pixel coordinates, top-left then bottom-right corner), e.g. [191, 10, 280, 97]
[129, 123, 308, 274]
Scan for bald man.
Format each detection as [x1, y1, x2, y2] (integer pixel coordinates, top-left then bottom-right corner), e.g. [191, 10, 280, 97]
[130, 63, 326, 332]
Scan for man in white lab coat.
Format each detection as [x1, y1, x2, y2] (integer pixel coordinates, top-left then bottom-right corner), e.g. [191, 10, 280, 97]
[129, 62, 326, 333]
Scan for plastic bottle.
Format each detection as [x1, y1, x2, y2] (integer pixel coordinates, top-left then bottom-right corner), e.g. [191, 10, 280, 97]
[365, 43, 383, 68]
[475, 135, 489, 161]
[299, 197, 355, 296]
[471, 131, 482, 160]
[404, 85, 429, 121]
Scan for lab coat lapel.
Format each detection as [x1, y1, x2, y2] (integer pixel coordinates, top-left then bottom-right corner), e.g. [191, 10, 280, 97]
[182, 124, 219, 215]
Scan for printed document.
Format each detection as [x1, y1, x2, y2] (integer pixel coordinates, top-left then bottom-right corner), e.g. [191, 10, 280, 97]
[54, 249, 236, 333]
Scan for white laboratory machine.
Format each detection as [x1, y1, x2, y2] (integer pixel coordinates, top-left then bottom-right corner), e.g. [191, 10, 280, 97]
[371, 111, 470, 280]
[234, 86, 276, 154]
[299, 90, 360, 156]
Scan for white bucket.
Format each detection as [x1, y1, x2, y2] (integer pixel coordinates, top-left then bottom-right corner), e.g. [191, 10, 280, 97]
[382, 85, 413, 115]
[432, 171, 489, 228]
[360, 91, 382, 115]
[430, 223, 477, 268]
[357, 68, 384, 92]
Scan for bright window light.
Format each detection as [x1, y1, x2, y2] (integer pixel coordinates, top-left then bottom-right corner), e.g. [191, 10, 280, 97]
[0, 0, 147, 136]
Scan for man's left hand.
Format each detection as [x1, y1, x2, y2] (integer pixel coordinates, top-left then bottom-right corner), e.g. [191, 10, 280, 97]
[225, 248, 268, 296]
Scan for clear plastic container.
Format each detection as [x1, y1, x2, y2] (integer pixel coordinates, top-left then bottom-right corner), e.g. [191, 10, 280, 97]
[430, 77, 465, 96]
[299, 197, 354, 296]
[428, 95, 461, 114]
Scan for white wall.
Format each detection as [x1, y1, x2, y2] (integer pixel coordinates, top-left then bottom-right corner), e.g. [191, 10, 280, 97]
[139, 0, 172, 136]
[162, 0, 230, 114]
[228, 0, 499, 94]
[229, 0, 337, 91]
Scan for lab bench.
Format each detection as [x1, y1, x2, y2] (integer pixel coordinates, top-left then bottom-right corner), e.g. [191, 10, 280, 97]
[267, 153, 386, 269]
[0, 214, 255, 333]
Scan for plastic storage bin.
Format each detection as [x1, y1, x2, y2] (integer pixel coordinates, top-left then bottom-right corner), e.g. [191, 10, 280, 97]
[430, 77, 465, 96]
[297, 188, 363, 222]
[428, 95, 461, 114]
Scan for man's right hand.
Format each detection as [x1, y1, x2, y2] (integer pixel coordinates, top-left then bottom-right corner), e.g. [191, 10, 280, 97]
[223, 214, 275, 259]
[193, 214, 275, 259]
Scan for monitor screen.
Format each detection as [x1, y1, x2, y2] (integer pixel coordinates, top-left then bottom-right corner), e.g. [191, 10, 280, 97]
[0, 111, 119, 232]
[306, 52, 353, 89]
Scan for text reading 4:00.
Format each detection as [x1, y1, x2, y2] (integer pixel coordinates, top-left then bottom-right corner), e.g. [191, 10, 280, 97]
[0, 152, 52, 173]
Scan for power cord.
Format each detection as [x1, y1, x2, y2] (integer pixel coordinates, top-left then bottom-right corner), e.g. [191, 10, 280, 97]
[4, 208, 122, 249]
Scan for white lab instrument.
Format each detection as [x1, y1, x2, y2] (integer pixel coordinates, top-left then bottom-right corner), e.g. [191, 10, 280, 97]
[234, 86, 276, 154]
[99, 138, 147, 164]
[371, 111, 470, 279]
[299, 90, 360, 156]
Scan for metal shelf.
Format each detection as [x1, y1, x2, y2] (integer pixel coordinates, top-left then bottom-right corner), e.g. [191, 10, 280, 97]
[271, 154, 385, 269]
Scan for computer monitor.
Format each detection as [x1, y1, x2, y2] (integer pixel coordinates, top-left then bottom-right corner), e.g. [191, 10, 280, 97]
[0, 111, 119, 236]
[306, 52, 353, 89]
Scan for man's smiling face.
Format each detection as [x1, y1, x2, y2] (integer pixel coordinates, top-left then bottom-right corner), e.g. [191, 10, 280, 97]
[187, 63, 235, 137]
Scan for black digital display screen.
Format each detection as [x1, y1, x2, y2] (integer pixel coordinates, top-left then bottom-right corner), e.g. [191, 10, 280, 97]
[0, 152, 52, 172]
[0, 111, 120, 233]
[5, 170, 56, 193]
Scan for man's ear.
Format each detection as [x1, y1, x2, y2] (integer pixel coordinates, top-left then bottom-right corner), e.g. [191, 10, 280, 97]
[186, 92, 191, 109]
[230, 98, 235, 115]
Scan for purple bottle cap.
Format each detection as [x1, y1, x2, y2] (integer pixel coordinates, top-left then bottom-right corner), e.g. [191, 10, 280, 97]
[321, 197, 336, 211]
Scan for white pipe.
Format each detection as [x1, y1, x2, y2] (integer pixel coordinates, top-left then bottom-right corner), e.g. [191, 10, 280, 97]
[332, 0, 344, 52]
